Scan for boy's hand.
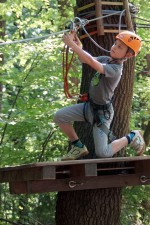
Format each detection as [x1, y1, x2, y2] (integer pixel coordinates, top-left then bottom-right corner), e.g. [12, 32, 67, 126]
[63, 31, 82, 48]
[73, 32, 82, 48]
[63, 32, 74, 47]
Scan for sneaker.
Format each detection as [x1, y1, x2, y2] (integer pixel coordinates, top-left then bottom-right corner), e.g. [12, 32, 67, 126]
[61, 145, 89, 161]
[130, 130, 145, 156]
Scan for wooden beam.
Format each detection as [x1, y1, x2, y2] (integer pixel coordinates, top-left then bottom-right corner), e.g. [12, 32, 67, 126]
[80, 29, 125, 39]
[43, 166, 56, 179]
[77, 3, 95, 12]
[0, 165, 56, 182]
[85, 163, 97, 176]
[134, 160, 150, 174]
[123, 0, 134, 31]
[1, 156, 150, 187]
[9, 173, 150, 194]
[77, 2, 123, 12]
[2, 156, 149, 170]
[95, 0, 104, 35]
[69, 163, 97, 177]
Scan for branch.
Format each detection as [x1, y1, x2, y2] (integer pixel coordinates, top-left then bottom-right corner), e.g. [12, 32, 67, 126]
[38, 129, 55, 162]
[0, 54, 41, 145]
[0, 218, 24, 225]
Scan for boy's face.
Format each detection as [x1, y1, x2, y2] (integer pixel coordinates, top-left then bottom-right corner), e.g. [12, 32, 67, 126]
[110, 39, 129, 59]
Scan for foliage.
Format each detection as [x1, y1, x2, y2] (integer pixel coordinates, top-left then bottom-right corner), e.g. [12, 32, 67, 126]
[121, 186, 150, 225]
[120, 1, 150, 224]
[0, 0, 76, 224]
[0, 184, 57, 225]
[0, 0, 76, 166]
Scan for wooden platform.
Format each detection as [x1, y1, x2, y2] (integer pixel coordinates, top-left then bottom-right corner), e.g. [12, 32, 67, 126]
[0, 156, 150, 194]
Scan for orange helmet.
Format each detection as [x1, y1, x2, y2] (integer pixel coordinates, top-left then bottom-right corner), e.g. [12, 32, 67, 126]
[116, 31, 142, 56]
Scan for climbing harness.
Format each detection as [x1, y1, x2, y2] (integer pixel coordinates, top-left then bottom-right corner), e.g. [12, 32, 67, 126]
[78, 94, 116, 142]
[89, 98, 116, 143]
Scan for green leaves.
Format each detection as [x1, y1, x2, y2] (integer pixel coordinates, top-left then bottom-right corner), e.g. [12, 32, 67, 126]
[0, 0, 73, 166]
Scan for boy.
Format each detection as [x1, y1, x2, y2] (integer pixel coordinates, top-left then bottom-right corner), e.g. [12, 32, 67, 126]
[54, 31, 145, 160]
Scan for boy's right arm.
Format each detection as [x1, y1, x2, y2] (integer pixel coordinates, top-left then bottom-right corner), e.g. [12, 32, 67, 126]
[63, 33, 104, 74]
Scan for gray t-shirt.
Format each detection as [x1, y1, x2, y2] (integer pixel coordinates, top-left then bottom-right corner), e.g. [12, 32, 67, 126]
[89, 56, 123, 105]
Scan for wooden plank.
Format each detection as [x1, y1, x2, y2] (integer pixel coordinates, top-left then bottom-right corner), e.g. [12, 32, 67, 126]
[1, 156, 150, 184]
[85, 163, 97, 176]
[80, 29, 126, 39]
[9, 173, 150, 194]
[42, 166, 56, 179]
[82, 23, 127, 29]
[95, 0, 104, 35]
[0, 156, 150, 171]
[123, 0, 134, 31]
[0, 165, 56, 183]
[101, 1, 123, 6]
[1, 156, 150, 170]
[97, 166, 134, 171]
[77, 3, 95, 12]
[69, 163, 97, 177]
[70, 164, 86, 177]
[77, 2, 123, 12]
[134, 160, 150, 174]
[0, 167, 44, 183]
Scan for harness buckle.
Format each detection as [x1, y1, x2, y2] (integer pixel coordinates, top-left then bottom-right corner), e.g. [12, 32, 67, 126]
[79, 93, 89, 102]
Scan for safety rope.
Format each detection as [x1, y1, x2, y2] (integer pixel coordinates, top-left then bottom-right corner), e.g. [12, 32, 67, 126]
[74, 17, 111, 53]
[118, 9, 126, 33]
[0, 29, 70, 46]
[2, 10, 147, 47]
[74, 8, 127, 52]
[0, 14, 148, 48]
[62, 44, 77, 99]
[84, 10, 124, 23]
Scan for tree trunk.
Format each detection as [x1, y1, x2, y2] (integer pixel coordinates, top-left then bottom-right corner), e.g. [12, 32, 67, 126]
[56, 0, 135, 224]
[56, 189, 122, 225]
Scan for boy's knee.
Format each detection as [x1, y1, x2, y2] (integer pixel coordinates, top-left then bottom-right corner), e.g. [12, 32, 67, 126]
[53, 110, 61, 124]
[95, 146, 113, 158]
[54, 109, 69, 124]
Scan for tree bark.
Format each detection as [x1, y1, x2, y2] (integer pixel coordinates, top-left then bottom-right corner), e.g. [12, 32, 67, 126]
[144, 121, 150, 147]
[56, 189, 122, 225]
[56, 0, 135, 224]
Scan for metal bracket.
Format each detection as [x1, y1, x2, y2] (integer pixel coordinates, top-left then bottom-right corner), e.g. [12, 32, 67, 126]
[140, 175, 150, 183]
[68, 180, 84, 189]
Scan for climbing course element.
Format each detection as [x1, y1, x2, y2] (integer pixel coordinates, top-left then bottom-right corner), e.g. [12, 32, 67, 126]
[0, 156, 150, 194]
[75, 0, 135, 39]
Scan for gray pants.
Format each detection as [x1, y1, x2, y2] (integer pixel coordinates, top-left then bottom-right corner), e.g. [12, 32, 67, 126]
[54, 102, 114, 158]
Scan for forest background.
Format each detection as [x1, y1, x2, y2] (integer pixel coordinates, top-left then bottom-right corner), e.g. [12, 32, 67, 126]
[0, 0, 150, 224]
